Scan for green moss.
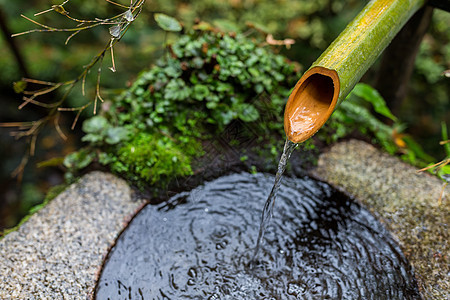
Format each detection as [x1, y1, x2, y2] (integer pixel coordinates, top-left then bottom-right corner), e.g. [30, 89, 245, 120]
[109, 132, 199, 187]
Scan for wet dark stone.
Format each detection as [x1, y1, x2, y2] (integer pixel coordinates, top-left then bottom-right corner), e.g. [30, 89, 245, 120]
[96, 173, 421, 299]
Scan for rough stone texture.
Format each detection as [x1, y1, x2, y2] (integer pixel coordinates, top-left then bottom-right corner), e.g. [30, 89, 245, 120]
[313, 140, 449, 300]
[0, 172, 144, 299]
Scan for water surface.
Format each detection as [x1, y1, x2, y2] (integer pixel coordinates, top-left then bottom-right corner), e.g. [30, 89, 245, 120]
[96, 173, 420, 299]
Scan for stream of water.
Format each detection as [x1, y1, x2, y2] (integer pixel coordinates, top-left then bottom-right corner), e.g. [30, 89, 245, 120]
[252, 139, 297, 261]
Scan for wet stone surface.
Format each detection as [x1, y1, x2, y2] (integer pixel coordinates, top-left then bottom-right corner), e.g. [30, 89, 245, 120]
[313, 140, 449, 299]
[96, 173, 420, 299]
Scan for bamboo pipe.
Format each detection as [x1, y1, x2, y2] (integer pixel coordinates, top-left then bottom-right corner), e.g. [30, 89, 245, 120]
[284, 0, 425, 143]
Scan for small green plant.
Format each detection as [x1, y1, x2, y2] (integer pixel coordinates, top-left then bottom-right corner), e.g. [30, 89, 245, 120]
[64, 26, 300, 189]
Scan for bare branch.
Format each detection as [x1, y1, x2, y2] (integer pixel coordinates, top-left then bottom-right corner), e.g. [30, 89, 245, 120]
[105, 0, 130, 9]
[19, 96, 60, 109]
[11, 154, 29, 182]
[7, 0, 147, 179]
[54, 112, 68, 141]
[438, 182, 448, 205]
[0, 121, 35, 128]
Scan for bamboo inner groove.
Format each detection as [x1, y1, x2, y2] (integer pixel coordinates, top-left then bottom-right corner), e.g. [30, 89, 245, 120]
[284, 67, 340, 143]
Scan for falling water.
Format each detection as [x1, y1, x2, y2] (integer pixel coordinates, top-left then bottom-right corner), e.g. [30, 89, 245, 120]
[252, 138, 297, 261]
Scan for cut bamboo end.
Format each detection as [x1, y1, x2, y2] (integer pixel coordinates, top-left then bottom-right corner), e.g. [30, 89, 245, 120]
[284, 66, 340, 144]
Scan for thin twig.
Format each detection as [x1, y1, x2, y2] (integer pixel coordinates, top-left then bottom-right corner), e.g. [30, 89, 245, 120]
[54, 112, 67, 141]
[417, 159, 449, 173]
[22, 78, 59, 85]
[105, 0, 130, 9]
[19, 96, 61, 109]
[11, 154, 29, 182]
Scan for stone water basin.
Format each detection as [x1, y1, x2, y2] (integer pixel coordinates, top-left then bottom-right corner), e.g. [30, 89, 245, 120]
[95, 173, 420, 299]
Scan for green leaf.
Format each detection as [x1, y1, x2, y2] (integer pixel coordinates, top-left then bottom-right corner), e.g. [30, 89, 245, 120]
[82, 116, 109, 134]
[154, 13, 182, 32]
[37, 157, 65, 168]
[192, 57, 204, 69]
[248, 67, 260, 77]
[351, 83, 398, 122]
[164, 79, 190, 100]
[98, 152, 114, 165]
[81, 133, 103, 143]
[438, 166, 450, 182]
[402, 136, 435, 162]
[193, 84, 210, 100]
[105, 127, 131, 144]
[164, 65, 182, 78]
[63, 150, 95, 170]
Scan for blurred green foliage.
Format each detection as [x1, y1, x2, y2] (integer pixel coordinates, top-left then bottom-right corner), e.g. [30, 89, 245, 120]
[149, 0, 364, 51]
[322, 83, 436, 168]
[397, 9, 450, 158]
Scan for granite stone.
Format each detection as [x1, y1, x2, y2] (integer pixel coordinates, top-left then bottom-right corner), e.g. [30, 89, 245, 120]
[0, 172, 145, 299]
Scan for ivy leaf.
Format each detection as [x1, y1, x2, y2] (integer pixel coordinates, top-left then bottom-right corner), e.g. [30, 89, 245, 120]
[351, 83, 398, 122]
[63, 149, 95, 170]
[105, 127, 131, 144]
[193, 84, 210, 100]
[82, 116, 109, 134]
[164, 79, 190, 100]
[154, 13, 182, 32]
[81, 133, 103, 143]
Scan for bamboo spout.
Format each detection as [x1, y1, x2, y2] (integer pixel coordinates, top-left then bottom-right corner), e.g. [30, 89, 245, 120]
[284, 67, 340, 143]
[284, 0, 425, 143]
